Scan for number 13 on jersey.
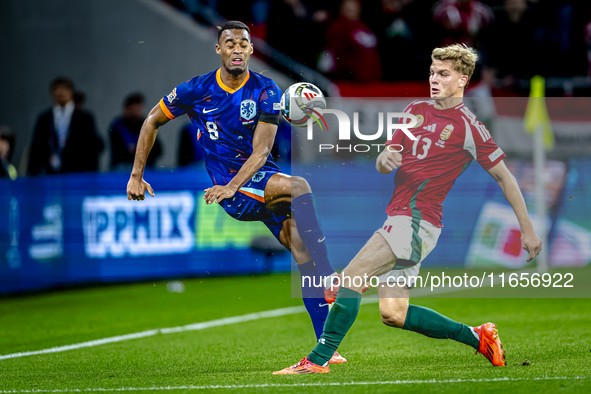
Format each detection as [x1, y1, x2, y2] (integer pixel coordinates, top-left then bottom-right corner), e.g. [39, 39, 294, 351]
[412, 135, 431, 159]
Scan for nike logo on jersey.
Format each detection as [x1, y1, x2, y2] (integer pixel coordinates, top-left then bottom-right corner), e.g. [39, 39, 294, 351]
[202, 108, 218, 114]
[318, 303, 330, 307]
[317, 237, 325, 243]
[423, 124, 437, 132]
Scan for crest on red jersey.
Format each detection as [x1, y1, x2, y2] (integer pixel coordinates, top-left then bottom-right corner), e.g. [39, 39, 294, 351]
[414, 114, 424, 128]
[440, 124, 454, 140]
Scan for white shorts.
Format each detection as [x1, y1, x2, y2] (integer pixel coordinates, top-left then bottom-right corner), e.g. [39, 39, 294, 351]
[375, 215, 441, 287]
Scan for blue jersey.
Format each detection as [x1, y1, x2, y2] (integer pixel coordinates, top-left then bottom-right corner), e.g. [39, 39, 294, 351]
[160, 69, 282, 186]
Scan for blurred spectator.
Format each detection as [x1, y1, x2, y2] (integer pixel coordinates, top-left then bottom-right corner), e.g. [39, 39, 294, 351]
[0, 126, 17, 180]
[28, 77, 104, 175]
[432, 0, 493, 47]
[74, 91, 86, 111]
[533, 1, 576, 78]
[484, 0, 535, 80]
[267, 0, 331, 69]
[110, 93, 162, 170]
[320, 0, 382, 81]
[178, 123, 205, 167]
[366, 0, 426, 80]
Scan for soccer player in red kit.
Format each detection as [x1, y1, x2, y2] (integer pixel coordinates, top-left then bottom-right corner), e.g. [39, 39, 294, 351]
[274, 44, 543, 374]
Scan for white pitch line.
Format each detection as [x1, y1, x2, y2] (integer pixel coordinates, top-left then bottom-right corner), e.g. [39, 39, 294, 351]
[0, 376, 588, 392]
[0, 272, 515, 361]
[0, 306, 305, 360]
[0, 330, 160, 361]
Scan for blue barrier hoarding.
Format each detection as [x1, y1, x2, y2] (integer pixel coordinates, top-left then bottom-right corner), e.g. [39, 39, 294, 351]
[0, 168, 291, 294]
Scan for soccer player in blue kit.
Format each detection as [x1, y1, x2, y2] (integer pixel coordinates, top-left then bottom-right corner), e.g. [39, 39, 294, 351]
[126, 21, 345, 364]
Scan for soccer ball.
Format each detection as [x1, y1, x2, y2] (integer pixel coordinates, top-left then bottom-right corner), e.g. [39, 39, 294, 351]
[280, 82, 326, 127]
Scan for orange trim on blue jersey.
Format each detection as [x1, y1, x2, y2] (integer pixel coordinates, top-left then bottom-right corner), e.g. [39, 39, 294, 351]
[216, 68, 250, 94]
[238, 189, 265, 202]
[258, 121, 277, 125]
[159, 98, 175, 119]
[197, 130, 201, 140]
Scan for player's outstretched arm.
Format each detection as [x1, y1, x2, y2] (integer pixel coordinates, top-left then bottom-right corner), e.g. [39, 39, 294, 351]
[487, 160, 542, 261]
[376, 147, 402, 174]
[204, 122, 277, 204]
[127, 103, 170, 201]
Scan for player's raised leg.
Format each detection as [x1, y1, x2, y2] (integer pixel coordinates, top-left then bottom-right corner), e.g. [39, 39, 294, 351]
[274, 231, 506, 375]
[273, 217, 332, 339]
[273, 233, 397, 374]
[264, 174, 336, 331]
[264, 173, 345, 363]
[265, 173, 335, 280]
[377, 284, 506, 366]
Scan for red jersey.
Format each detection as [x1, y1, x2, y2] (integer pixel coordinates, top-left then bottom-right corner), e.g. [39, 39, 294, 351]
[385, 100, 506, 227]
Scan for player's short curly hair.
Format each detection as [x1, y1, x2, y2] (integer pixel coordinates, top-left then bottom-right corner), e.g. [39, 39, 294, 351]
[217, 21, 250, 42]
[432, 44, 478, 84]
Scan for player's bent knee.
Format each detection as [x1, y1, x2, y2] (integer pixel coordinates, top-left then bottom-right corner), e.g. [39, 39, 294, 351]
[291, 176, 311, 198]
[380, 311, 406, 328]
[379, 305, 407, 328]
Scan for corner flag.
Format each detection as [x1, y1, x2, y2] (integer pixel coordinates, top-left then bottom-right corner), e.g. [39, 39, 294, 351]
[523, 75, 555, 150]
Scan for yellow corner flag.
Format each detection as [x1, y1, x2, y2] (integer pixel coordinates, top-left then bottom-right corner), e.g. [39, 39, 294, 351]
[523, 75, 555, 150]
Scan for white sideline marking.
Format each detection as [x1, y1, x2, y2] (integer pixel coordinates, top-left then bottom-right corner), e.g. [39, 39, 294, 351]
[0, 271, 514, 361]
[0, 306, 305, 360]
[0, 377, 588, 392]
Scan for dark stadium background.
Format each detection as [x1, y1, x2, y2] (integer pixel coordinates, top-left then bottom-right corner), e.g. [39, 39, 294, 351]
[1, 0, 591, 294]
[1, 3, 591, 393]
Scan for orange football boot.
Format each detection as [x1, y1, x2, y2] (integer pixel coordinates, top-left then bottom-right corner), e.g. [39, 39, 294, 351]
[329, 351, 347, 364]
[474, 322, 506, 366]
[272, 357, 330, 375]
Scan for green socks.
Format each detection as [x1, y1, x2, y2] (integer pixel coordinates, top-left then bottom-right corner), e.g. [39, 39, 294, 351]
[308, 288, 362, 366]
[307, 298, 478, 367]
[403, 304, 479, 349]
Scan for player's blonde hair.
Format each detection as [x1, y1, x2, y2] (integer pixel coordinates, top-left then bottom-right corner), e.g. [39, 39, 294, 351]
[431, 44, 478, 87]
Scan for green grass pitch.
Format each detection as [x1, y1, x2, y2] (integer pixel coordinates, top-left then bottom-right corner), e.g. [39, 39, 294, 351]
[0, 274, 590, 393]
